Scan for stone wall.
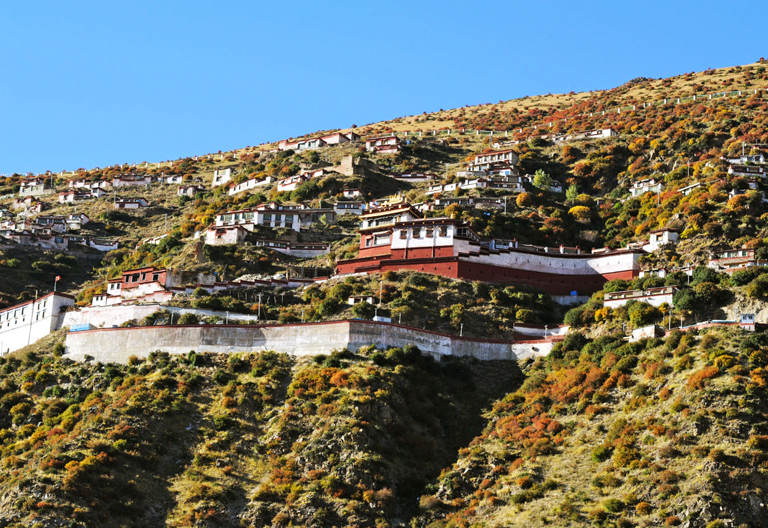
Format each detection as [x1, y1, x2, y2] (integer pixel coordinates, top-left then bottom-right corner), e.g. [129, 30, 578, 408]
[64, 320, 557, 364]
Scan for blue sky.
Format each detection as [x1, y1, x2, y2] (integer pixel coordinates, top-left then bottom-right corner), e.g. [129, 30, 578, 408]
[1, 1, 764, 175]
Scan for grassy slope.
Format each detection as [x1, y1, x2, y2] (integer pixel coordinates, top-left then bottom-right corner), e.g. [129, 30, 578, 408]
[0, 340, 522, 528]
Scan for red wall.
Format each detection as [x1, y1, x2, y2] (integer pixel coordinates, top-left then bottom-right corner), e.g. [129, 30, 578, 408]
[336, 256, 639, 296]
[390, 246, 454, 259]
[455, 261, 607, 295]
[358, 245, 392, 258]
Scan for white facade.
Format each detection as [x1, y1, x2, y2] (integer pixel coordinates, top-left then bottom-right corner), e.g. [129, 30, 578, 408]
[112, 176, 152, 187]
[19, 179, 51, 197]
[365, 135, 400, 153]
[277, 175, 309, 192]
[0, 293, 75, 355]
[334, 201, 366, 215]
[642, 228, 680, 252]
[631, 179, 663, 197]
[603, 286, 677, 309]
[115, 199, 147, 209]
[205, 226, 247, 245]
[228, 177, 271, 195]
[468, 149, 519, 172]
[729, 165, 765, 178]
[254, 239, 330, 258]
[461, 248, 642, 277]
[212, 168, 232, 187]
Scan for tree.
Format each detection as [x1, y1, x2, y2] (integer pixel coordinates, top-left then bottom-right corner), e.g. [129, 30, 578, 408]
[568, 205, 591, 223]
[532, 169, 552, 190]
[516, 193, 533, 208]
[691, 266, 719, 286]
[566, 184, 580, 203]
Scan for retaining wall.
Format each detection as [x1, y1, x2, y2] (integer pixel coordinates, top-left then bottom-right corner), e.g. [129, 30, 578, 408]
[64, 320, 558, 364]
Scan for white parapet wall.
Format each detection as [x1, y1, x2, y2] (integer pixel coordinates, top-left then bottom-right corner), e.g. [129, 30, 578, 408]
[60, 304, 262, 329]
[64, 320, 559, 364]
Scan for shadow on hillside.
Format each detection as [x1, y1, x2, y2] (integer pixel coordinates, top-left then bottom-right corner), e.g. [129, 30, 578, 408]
[395, 357, 525, 517]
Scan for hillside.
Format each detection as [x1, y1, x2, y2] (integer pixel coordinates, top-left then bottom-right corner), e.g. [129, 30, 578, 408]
[3, 59, 768, 527]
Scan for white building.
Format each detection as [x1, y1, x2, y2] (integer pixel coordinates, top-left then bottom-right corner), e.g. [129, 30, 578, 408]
[254, 239, 330, 258]
[115, 198, 148, 209]
[0, 293, 75, 355]
[725, 154, 765, 165]
[19, 179, 51, 197]
[603, 286, 677, 309]
[642, 227, 680, 253]
[205, 225, 248, 246]
[277, 174, 310, 193]
[630, 178, 663, 197]
[212, 168, 232, 187]
[228, 177, 272, 196]
[677, 182, 704, 196]
[365, 135, 400, 154]
[214, 204, 336, 233]
[334, 201, 366, 216]
[729, 165, 765, 178]
[465, 149, 520, 174]
[178, 185, 206, 198]
[112, 175, 153, 187]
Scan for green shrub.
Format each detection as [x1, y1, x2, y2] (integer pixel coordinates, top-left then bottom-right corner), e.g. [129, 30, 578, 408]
[592, 445, 613, 463]
[178, 313, 200, 325]
[603, 498, 624, 513]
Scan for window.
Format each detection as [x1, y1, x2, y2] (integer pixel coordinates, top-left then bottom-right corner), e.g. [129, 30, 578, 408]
[426, 228, 434, 238]
[412, 228, 421, 239]
[365, 238, 372, 247]
[398, 229, 407, 239]
[152, 273, 159, 282]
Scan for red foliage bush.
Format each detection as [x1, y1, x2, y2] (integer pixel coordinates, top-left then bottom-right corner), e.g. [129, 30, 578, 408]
[686, 366, 720, 391]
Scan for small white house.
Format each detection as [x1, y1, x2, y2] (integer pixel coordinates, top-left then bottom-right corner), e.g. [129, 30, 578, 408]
[114, 198, 148, 209]
[205, 225, 248, 246]
[348, 295, 375, 306]
[631, 178, 663, 197]
[334, 201, 366, 216]
[643, 227, 680, 252]
[212, 168, 232, 187]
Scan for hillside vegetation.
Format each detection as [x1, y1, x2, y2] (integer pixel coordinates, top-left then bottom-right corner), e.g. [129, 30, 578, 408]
[2, 60, 768, 527]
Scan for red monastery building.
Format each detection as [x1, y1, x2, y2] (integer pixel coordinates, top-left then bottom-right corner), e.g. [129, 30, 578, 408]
[336, 200, 642, 297]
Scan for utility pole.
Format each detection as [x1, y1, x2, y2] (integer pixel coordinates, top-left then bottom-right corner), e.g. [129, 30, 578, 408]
[257, 293, 262, 320]
[460, 323, 463, 337]
[378, 278, 383, 306]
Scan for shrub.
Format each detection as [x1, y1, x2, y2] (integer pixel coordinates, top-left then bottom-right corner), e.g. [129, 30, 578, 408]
[419, 495, 443, 510]
[686, 366, 720, 391]
[592, 445, 613, 463]
[178, 313, 200, 325]
[748, 435, 768, 450]
[636, 502, 653, 515]
[612, 446, 639, 467]
[603, 498, 624, 513]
